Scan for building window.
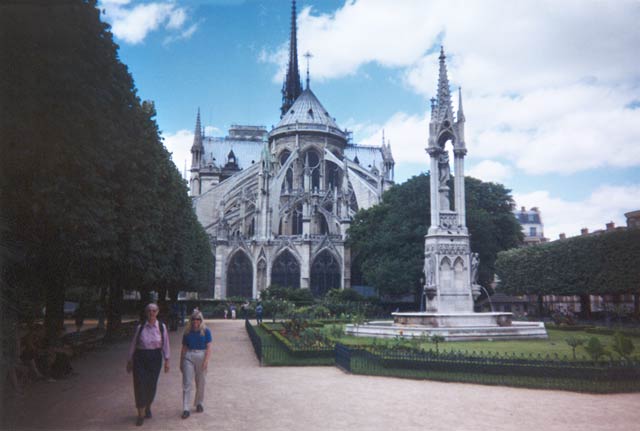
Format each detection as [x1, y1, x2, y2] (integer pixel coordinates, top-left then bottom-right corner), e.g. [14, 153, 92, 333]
[227, 252, 253, 298]
[310, 250, 341, 297]
[271, 250, 300, 289]
[529, 227, 537, 237]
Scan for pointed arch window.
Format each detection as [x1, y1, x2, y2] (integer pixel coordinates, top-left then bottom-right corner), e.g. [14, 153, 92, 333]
[310, 250, 341, 297]
[227, 251, 253, 298]
[271, 250, 301, 289]
[302, 150, 321, 191]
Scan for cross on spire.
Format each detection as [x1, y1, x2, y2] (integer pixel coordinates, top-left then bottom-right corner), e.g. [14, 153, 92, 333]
[304, 51, 313, 89]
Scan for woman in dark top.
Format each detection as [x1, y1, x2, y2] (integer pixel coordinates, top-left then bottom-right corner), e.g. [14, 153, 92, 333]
[126, 303, 170, 426]
[180, 310, 212, 419]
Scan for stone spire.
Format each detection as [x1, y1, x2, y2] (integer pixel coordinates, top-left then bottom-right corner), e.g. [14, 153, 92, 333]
[457, 87, 465, 123]
[280, 0, 303, 117]
[435, 46, 454, 123]
[190, 108, 204, 168]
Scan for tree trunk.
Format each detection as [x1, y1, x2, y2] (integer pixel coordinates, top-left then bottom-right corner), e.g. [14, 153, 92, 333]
[580, 294, 592, 319]
[105, 278, 123, 340]
[537, 294, 544, 316]
[44, 273, 65, 345]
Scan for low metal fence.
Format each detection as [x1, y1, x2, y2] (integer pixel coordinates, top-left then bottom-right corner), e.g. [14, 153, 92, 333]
[245, 323, 640, 392]
[336, 343, 640, 393]
[245, 319, 262, 363]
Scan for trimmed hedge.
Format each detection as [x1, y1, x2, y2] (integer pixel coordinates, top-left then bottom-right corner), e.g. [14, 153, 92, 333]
[496, 229, 640, 297]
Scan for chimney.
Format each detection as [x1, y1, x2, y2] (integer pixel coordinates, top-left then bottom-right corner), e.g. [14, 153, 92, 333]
[606, 221, 615, 231]
[559, 233, 566, 240]
[581, 228, 589, 236]
[521, 206, 525, 212]
[531, 207, 539, 212]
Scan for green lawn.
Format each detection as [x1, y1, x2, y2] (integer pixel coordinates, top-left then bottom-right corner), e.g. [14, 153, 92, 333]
[333, 328, 640, 360]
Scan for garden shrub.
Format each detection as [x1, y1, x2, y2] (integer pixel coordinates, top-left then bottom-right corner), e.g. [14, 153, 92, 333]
[611, 332, 635, 360]
[583, 337, 607, 361]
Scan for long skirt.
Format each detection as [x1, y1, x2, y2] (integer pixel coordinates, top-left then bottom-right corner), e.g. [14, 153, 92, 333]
[133, 349, 162, 409]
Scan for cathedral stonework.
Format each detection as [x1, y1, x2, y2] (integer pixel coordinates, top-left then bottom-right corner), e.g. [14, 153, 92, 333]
[190, 1, 394, 299]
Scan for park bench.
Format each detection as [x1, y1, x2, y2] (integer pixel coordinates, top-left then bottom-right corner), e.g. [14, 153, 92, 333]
[63, 328, 104, 356]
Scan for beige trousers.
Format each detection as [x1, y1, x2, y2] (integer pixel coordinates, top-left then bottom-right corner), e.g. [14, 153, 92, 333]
[182, 350, 206, 411]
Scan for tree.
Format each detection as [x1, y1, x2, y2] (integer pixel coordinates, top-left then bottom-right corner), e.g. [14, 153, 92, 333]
[611, 332, 634, 361]
[348, 173, 522, 298]
[0, 1, 214, 342]
[583, 337, 607, 362]
[495, 229, 640, 317]
[565, 336, 585, 360]
[1, 0, 125, 339]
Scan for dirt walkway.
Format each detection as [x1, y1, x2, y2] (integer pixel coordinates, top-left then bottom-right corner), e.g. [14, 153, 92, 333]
[4, 320, 640, 430]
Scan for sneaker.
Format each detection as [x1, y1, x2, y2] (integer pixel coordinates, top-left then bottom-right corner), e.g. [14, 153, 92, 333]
[144, 407, 152, 419]
[135, 417, 144, 426]
[181, 411, 190, 419]
[196, 404, 204, 413]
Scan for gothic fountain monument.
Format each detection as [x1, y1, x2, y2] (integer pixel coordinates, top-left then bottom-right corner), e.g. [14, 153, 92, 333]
[346, 48, 547, 341]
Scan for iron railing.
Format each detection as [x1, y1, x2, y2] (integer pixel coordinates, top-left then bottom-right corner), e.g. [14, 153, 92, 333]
[245, 323, 640, 392]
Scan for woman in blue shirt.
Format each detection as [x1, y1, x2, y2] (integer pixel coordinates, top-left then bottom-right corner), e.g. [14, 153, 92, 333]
[179, 310, 212, 419]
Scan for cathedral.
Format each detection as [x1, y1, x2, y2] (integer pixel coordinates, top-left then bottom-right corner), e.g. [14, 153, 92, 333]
[190, 1, 394, 299]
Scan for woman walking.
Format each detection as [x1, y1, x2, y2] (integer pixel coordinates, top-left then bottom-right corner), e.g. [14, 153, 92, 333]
[126, 303, 170, 426]
[180, 310, 212, 419]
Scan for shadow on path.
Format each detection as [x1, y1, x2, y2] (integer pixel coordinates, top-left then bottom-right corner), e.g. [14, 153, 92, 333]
[4, 320, 640, 431]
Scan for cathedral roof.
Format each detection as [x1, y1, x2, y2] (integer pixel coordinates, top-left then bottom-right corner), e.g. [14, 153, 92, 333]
[271, 89, 347, 140]
[276, 89, 340, 129]
[201, 137, 263, 170]
[344, 144, 384, 171]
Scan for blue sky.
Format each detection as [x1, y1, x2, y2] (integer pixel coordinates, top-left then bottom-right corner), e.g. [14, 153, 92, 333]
[101, 0, 640, 240]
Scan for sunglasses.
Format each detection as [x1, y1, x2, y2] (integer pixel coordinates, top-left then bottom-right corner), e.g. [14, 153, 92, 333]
[191, 318, 202, 321]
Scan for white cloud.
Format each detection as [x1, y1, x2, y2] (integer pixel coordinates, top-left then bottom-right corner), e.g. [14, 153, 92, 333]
[262, 0, 640, 177]
[164, 22, 199, 45]
[204, 125, 220, 136]
[166, 7, 186, 29]
[163, 129, 193, 179]
[467, 160, 513, 183]
[358, 112, 427, 164]
[101, 1, 196, 44]
[264, 1, 639, 86]
[514, 185, 640, 241]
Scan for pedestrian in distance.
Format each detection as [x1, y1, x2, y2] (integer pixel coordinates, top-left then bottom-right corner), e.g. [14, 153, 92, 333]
[74, 304, 84, 333]
[180, 310, 212, 419]
[126, 303, 170, 426]
[255, 302, 264, 325]
[180, 303, 186, 327]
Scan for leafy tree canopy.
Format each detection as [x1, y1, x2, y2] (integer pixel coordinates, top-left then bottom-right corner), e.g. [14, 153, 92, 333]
[0, 1, 213, 338]
[348, 174, 522, 297]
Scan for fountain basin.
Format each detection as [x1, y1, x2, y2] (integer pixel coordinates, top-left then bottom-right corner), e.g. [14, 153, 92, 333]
[345, 313, 547, 341]
[392, 311, 513, 328]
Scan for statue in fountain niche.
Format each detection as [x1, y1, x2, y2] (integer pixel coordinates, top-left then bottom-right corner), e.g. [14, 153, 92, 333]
[438, 151, 451, 211]
[424, 253, 436, 287]
[470, 252, 481, 299]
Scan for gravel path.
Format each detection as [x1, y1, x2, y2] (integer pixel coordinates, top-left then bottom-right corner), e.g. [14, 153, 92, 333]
[5, 319, 640, 430]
